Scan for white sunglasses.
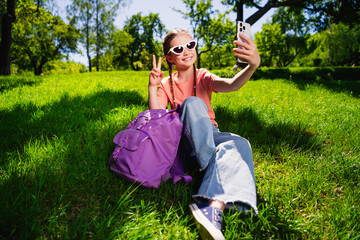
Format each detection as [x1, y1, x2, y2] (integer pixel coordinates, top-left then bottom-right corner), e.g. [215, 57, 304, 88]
[167, 40, 197, 55]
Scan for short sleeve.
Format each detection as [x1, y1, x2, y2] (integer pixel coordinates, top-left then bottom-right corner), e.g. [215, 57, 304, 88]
[157, 78, 171, 109]
[198, 68, 220, 93]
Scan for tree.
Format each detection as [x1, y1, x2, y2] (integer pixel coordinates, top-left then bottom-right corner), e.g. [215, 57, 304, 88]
[124, 13, 165, 70]
[67, 0, 95, 71]
[67, 0, 126, 71]
[222, 0, 360, 67]
[200, 12, 236, 69]
[254, 6, 309, 67]
[175, 0, 235, 68]
[222, 0, 360, 30]
[304, 23, 360, 66]
[111, 29, 134, 70]
[11, 2, 79, 75]
[0, 0, 16, 75]
[255, 22, 306, 67]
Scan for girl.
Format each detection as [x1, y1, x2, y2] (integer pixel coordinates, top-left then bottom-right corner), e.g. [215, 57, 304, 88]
[148, 29, 260, 240]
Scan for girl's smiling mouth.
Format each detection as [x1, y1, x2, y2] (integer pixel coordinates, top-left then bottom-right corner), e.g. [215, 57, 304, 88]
[183, 56, 193, 61]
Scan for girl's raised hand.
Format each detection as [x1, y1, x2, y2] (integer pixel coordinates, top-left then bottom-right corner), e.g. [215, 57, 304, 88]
[149, 55, 164, 87]
[233, 33, 261, 69]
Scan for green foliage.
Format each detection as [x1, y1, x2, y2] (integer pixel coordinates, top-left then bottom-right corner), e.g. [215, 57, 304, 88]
[200, 12, 236, 69]
[222, 0, 360, 31]
[11, 1, 79, 75]
[255, 21, 307, 67]
[111, 30, 134, 70]
[272, 7, 310, 37]
[67, 0, 127, 71]
[255, 23, 285, 67]
[255, 7, 360, 67]
[67, 0, 95, 70]
[0, 71, 359, 239]
[201, 43, 234, 70]
[176, 0, 236, 69]
[43, 60, 87, 75]
[302, 23, 360, 67]
[124, 13, 165, 70]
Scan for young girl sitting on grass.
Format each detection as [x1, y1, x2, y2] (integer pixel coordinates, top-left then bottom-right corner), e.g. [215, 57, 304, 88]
[148, 29, 260, 240]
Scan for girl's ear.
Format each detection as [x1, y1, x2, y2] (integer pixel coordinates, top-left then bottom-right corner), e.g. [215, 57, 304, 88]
[165, 55, 173, 64]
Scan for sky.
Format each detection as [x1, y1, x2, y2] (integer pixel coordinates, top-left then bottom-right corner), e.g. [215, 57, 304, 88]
[56, 0, 274, 64]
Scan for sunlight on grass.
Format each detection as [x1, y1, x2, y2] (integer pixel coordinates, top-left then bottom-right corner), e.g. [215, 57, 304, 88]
[1, 71, 359, 239]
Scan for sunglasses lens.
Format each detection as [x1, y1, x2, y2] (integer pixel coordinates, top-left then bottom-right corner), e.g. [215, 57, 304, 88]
[187, 41, 196, 50]
[172, 46, 184, 54]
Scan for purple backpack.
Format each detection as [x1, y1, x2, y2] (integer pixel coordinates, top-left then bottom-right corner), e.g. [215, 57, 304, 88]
[108, 106, 192, 188]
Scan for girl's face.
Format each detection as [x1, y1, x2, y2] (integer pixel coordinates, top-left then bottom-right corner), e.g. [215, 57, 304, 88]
[166, 34, 197, 70]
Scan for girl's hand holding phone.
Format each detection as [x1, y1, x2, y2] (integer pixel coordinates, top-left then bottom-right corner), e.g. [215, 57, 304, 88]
[149, 55, 164, 87]
[233, 34, 261, 69]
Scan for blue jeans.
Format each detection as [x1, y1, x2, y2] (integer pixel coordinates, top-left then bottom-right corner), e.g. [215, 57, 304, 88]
[179, 97, 258, 214]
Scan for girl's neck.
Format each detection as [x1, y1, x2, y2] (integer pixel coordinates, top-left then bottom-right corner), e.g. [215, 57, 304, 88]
[177, 66, 194, 83]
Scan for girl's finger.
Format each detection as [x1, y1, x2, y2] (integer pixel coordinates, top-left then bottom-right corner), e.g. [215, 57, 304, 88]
[233, 47, 250, 55]
[234, 39, 252, 49]
[152, 55, 156, 68]
[157, 57, 162, 70]
[239, 33, 256, 47]
[238, 33, 253, 44]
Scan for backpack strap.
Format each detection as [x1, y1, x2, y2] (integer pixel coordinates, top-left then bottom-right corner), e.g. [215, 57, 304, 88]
[170, 139, 192, 184]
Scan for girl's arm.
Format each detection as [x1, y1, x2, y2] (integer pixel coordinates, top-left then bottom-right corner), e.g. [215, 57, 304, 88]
[212, 33, 261, 93]
[148, 55, 165, 109]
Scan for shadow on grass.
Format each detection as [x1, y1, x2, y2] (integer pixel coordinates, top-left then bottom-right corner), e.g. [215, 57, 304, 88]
[116, 103, 319, 238]
[214, 106, 323, 158]
[0, 76, 41, 93]
[0, 89, 147, 239]
[289, 79, 360, 98]
[0, 89, 146, 164]
[0, 91, 319, 239]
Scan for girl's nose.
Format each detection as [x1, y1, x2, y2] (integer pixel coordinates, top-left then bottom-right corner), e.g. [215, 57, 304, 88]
[183, 48, 191, 56]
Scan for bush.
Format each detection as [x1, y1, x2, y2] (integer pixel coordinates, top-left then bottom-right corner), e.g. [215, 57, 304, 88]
[43, 60, 87, 75]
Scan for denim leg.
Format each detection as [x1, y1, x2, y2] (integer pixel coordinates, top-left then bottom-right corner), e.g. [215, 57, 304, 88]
[179, 97, 217, 171]
[179, 97, 257, 214]
[193, 129, 258, 214]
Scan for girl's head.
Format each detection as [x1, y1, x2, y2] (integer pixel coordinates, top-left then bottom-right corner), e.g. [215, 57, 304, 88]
[163, 29, 197, 69]
[162, 29, 197, 107]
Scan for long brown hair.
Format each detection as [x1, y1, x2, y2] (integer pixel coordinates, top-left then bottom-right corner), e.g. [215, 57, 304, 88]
[162, 29, 197, 107]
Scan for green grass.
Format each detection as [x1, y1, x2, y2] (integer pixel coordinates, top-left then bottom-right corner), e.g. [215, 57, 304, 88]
[1, 71, 359, 239]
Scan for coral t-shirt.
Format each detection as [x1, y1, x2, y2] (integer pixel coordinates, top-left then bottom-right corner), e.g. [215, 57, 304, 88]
[157, 68, 219, 126]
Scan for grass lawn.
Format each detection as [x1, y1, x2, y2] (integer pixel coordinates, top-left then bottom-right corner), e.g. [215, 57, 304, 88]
[0, 70, 359, 239]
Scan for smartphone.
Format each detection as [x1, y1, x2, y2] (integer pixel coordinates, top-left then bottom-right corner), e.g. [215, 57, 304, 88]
[237, 21, 251, 63]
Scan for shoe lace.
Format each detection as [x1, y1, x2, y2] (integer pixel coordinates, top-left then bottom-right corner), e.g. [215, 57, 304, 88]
[213, 209, 223, 230]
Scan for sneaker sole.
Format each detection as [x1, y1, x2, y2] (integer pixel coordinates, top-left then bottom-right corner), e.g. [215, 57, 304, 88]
[189, 203, 225, 240]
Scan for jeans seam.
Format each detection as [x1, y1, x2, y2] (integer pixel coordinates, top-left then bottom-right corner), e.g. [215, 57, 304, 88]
[200, 153, 217, 196]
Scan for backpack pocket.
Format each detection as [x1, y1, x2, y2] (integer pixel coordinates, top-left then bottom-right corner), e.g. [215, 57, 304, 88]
[110, 129, 150, 176]
[113, 129, 149, 151]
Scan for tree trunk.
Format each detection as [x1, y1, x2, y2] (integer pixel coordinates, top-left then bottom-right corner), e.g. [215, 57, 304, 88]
[34, 67, 42, 76]
[0, 0, 16, 75]
[236, 0, 244, 22]
[95, 0, 100, 72]
[86, 22, 92, 72]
